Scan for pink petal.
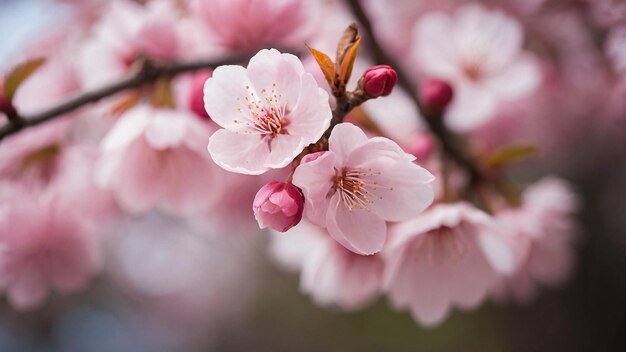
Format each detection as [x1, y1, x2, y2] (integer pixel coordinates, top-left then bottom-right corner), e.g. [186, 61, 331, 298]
[445, 83, 497, 132]
[100, 106, 151, 152]
[144, 111, 189, 150]
[246, 49, 304, 112]
[203, 65, 258, 133]
[107, 139, 163, 214]
[325, 194, 387, 255]
[476, 228, 516, 274]
[284, 73, 332, 141]
[413, 12, 459, 78]
[328, 123, 368, 164]
[263, 134, 306, 169]
[485, 55, 541, 100]
[159, 146, 221, 215]
[292, 152, 337, 226]
[208, 129, 270, 175]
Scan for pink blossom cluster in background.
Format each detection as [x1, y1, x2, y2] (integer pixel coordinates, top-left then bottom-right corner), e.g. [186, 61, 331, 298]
[0, 0, 623, 350]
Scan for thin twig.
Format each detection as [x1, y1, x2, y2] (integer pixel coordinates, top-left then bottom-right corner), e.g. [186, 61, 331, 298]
[0, 55, 248, 142]
[346, 0, 482, 185]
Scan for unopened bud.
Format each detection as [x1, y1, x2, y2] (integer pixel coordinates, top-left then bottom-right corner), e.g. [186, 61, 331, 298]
[421, 79, 453, 110]
[253, 182, 304, 232]
[359, 65, 397, 97]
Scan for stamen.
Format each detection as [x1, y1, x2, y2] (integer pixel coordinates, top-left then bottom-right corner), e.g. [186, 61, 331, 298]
[334, 168, 392, 212]
[235, 82, 288, 136]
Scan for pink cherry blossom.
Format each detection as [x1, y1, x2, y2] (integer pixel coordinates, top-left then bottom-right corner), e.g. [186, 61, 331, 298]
[0, 118, 72, 184]
[253, 181, 304, 232]
[270, 221, 384, 310]
[191, 0, 315, 53]
[78, 0, 187, 89]
[413, 4, 541, 131]
[292, 123, 435, 255]
[492, 177, 579, 303]
[383, 203, 515, 326]
[0, 190, 101, 311]
[96, 105, 222, 216]
[205, 49, 332, 175]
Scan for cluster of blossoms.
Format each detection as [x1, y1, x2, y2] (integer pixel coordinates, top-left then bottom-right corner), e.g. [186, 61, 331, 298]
[2, 0, 613, 337]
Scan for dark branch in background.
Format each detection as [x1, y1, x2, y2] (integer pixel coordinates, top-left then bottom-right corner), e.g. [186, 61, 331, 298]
[0, 55, 249, 142]
[346, 0, 483, 185]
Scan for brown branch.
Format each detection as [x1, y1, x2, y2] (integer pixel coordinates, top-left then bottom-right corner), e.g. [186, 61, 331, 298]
[346, 0, 483, 185]
[0, 55, 249, 142]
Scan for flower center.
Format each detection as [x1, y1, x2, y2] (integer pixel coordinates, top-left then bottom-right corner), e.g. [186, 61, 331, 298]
[235, 83, 288, 136]
[423, 226, 468, 266]
[462, 61, 484, 81]
[333, 168, 390, 212]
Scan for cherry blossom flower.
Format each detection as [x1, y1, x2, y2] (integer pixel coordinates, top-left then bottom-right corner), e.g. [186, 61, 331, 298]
[292, 123, 435, 255]
[413, 4, 540, 131]
[78, 0, 187, 89]
[492, 177, 579, 303]
[0, 190, 101, 311]
[205, 49, 332, 175]
[270, 221, 384, 310]
[96, 105, 222, 216]
[383, 203, 515, 326]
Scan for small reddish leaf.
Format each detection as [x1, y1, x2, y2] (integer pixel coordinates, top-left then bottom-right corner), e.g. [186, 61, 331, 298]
[109, 92, 142, 116]
[306, 44, 335, 87]
[338, 36, 361, 85]
[3, 57, 46, 101]
[485, 145, 538, 168]
[336, 23, 359, 64]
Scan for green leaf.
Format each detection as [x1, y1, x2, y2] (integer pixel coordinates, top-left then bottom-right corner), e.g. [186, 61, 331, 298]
[484, 145, 538, 168]
[3, 57, 47, 101]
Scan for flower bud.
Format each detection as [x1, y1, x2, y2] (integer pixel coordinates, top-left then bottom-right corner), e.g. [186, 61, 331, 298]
[189, 70, 212, 120]
[421, 79, 453, 110]
[253, 181, 304, 232]
[359, 65, 397, 97]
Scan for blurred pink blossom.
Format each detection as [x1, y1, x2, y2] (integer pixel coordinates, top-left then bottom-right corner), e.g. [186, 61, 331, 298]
[413, 4, 540, 131]
[0, 190, 101, 311]
[205, 49, 331, 175]
[78, 0, 187, 89]
[492, 177, 579, 303]
[96, 105, 221, 216]
[270, 221, 384, 310]
[383, 202, 515, 326]
[293, 123, 435, 255]
[191, 0, 315, 53]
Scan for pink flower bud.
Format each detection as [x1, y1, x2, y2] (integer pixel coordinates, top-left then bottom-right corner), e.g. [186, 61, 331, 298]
[421, 79, 454, 110]
[360, 65, 397, 97]
[253, 181, 304, 232]
[403, 133, 436, 161]
[189, 70, 212, 120]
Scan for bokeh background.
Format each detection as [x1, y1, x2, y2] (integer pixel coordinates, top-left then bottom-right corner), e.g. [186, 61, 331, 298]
[0, 0, 625, 351]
